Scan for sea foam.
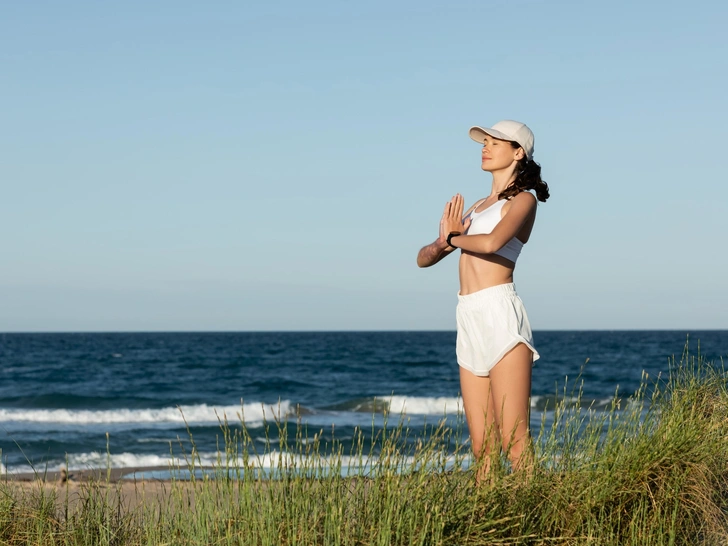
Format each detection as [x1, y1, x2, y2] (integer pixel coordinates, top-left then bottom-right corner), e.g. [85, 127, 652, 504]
[3, 449, 468, 476]
[0, 401, 292, 426]
[375, 395, 463, 415]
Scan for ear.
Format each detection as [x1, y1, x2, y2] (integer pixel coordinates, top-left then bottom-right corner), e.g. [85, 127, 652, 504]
[513, 147, 525, 161]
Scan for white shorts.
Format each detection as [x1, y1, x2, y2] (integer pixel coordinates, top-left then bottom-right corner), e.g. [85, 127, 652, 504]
[456, 283, 539, 377]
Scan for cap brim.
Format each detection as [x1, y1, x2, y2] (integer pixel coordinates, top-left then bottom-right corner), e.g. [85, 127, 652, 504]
[469, 126, 514, 144]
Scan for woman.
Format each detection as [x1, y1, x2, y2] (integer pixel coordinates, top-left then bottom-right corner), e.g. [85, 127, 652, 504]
[416, 120, 549, 480]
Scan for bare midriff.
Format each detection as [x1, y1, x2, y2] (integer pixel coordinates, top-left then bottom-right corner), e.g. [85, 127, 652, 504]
[458, 251, 515, 296]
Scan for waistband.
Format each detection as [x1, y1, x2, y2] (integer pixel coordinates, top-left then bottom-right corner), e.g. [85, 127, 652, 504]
[457, 283, 517, 306]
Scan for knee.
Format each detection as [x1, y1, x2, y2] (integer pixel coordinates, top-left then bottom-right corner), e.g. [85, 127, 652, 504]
[470, 432, 493, 459]
[470, 431, 497, 459]
[505, 436, 532, 465]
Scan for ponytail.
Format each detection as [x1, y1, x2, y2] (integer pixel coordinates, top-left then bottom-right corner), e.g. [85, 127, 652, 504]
[499, 145, 550, 202]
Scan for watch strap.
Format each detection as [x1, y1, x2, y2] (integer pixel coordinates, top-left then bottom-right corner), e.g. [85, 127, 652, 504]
[446, 231, 462, 248]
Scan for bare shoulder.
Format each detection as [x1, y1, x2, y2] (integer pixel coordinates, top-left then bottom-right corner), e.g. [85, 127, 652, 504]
[503, 191, 537, 217]
[511, 191, 537, 206]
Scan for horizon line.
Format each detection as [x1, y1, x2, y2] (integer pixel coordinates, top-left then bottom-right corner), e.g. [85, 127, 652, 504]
[1, 329, 726, 335]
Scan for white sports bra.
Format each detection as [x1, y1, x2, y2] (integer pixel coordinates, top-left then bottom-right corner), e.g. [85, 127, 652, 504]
[465, 198, 524, 263]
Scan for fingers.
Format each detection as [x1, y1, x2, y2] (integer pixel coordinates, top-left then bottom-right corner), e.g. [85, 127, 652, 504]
[449, 194, 464, 223]
[462, 215, 472, 232]
[442, 194, 465, 234]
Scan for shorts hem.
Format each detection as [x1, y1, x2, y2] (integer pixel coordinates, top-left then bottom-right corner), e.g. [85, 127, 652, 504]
[458, 338, 540, 377]
[457, 360, 490, 377]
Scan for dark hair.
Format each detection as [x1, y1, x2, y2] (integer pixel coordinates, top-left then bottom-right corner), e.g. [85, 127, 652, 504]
[498, 143, 550, 202]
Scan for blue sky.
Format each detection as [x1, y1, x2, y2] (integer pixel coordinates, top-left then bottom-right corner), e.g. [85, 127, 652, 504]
[2, 0, 726, 331]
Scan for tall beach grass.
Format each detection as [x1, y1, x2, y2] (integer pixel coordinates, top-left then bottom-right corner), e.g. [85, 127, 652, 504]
[1, 346, 727, 545]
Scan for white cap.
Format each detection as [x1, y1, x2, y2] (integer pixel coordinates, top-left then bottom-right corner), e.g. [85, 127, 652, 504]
[469, 120, 534, 160]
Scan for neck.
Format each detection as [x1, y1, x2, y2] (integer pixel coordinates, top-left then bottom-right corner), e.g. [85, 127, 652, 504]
[488, 164, 518, 197]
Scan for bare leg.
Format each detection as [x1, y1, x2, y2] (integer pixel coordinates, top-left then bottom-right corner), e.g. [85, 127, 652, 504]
[459, 366, 499, 484]
[488, 343, 533, 471]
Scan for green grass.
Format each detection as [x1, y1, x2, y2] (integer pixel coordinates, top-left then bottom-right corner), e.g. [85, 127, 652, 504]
[1, 346, 727, 545]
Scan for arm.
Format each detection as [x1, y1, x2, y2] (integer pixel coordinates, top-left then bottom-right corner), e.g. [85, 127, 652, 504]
[447, 192, 536, 254]
[417, 194, 478, 268]
[417, 238, 453, 268]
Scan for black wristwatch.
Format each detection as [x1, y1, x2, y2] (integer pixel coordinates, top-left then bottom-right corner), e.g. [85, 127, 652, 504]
[446, 231, 462, 248]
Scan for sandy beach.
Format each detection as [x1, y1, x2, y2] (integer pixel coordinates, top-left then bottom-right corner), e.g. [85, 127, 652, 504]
[4, 467, 199, 514]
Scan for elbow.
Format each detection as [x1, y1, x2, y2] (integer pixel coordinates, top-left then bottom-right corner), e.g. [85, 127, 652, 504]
[416, 251, 434, 268]
[481, 241, 498, 255]
[416, 247, 434, 268]
[478, 236, 501, 255]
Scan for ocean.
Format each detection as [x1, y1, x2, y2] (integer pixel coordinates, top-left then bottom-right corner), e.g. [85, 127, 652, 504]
[0, 331, 726, 476]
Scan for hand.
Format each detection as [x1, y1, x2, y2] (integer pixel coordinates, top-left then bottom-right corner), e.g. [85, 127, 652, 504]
[439, 194, 471, 248]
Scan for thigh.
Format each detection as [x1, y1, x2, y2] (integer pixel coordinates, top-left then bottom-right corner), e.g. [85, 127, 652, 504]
[459, 366, 499, 453]
[488, 343, 533, 441]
